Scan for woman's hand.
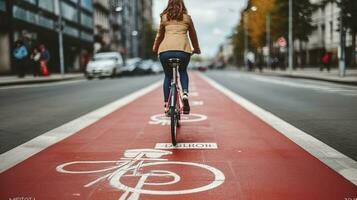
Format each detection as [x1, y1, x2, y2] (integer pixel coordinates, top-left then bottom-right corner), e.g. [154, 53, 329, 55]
[193, 49, 201, 55]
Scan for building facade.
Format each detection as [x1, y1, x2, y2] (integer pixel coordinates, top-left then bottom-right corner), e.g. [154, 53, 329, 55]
[109, 0, 152, 59]
[0, 0, 94, 74]
[306, 0, 355, 66]
[93, 0, 111, 53]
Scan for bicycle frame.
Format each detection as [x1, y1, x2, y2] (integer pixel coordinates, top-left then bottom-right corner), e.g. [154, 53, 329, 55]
[169, 62, 182, 112]
[167, 59, 183, 146]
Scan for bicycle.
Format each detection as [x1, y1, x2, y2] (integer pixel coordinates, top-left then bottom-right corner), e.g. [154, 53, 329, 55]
[167, 58, 184, 146]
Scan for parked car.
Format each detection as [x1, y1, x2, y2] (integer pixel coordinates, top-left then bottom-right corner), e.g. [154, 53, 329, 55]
[136, 59, 155, 74]
[122, 57, 142, 75]
[151, 61, 163, 74]
[86, 52, 123, 79]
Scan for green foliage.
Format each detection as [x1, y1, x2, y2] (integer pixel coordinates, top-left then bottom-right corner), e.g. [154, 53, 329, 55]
[142, 20, 157, 59]
[271, 0, 318, 42]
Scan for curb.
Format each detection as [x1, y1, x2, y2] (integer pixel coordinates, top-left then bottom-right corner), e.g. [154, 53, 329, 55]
[0, 75, 85, 87]
[270, 73, 357, 86]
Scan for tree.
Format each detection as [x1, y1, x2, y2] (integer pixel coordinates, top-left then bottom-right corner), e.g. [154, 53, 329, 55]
[142, 20, 157, 59]
[231, 0, 317, 66]
[247, 0, 275, 49]
[232, 13, 246, 65]
[342, 0, 357, 67]
[272, 0, 318, 66]
[271, 0, 317, 42]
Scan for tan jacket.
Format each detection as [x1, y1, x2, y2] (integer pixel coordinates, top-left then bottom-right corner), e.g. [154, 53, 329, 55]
[153, 14, 200, 54]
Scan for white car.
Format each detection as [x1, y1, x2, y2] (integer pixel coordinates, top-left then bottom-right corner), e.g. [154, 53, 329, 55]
[86, 52, 124, 79]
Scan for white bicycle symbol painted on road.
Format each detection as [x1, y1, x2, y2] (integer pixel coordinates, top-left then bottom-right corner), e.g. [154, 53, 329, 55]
[56, 149, 225, 200]
[149, 113, 208, 125]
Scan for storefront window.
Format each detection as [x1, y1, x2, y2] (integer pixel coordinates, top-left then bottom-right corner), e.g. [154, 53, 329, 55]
[23, 0, 36, 5]
[38, 0, 54, 12]
[81, 13, 93, 28]
[80, 0, 92, 12]
[63, 25, 79, 37]
[61, 2, 78, 22]
[0, 0, 6, 11]
[38, 15, 54, 29]
[81, 31, 93, 42]
[13, 6, 36, 24]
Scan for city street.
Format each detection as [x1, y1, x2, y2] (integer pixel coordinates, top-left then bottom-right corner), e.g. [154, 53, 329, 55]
[1, 0, 357, 198]
[206, 70, 357, 161]
[0, 75, 161, 153]
[0, 72, 356, 199]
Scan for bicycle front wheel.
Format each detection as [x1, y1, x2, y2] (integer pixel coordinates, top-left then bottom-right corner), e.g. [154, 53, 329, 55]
[171, 112, 177, 146]
[170, 85, 177, 146]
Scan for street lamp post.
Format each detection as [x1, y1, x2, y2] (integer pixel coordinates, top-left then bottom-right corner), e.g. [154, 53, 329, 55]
[115, 0, 127, 60]
[266, 12, 271, 69]
[244, 12, 249, 69]
[288, 0, 293, 72]
[243, 6, 257, 70]
[57, 1, 65, 76]
[338, 10, 346, 77]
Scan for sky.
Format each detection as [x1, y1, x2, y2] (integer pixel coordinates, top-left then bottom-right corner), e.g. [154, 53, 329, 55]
[153, 0, 247, 58]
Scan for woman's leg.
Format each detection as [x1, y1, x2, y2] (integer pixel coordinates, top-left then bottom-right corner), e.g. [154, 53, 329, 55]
[176, 52, 191, 94]
[159, 52, 174, 103]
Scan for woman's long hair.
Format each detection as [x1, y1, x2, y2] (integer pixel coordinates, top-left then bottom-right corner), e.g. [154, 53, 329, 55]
[161, 0, 187, 21]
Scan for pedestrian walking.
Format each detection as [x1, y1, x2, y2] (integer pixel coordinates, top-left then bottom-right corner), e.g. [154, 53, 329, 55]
[30, 47, 41, 77]
[321, 50, 331, 72]
[247, 51, 255, 71]
[13, 40, 28, 78]
[39, 44, 50, 76]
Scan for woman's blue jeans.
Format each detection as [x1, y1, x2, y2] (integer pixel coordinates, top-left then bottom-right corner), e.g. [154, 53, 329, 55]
[159, 51, 191, 102]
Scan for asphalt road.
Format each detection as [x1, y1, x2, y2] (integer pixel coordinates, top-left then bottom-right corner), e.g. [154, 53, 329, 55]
[0, 75, 161, 154]
[205, 70, 357, 161]
[1, 71, 357, 162]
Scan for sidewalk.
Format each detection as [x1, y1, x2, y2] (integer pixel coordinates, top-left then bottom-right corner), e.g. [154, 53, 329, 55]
[258, 68, 357, 85]
[0, 73, 84, 87]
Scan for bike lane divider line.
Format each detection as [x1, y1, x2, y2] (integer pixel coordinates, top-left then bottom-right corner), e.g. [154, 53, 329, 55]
[199, 73, 357, 186]
[0, 81, 162, 173]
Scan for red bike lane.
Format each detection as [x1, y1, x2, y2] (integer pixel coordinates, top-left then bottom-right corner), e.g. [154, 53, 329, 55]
[0, 73, 356, 200]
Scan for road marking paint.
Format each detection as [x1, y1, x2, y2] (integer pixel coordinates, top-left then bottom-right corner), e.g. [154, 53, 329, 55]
[0, 79, 86, 90]
[149, 113, 208, 126]
[56, 149, 225, 199]
[200, 73, 357, 186]
[155, 143, 218, 150]
[0, 81, 162, 173]
[245, 74, 357, 96]
[190, 92, 199, 97]
[192, 101, 204, 106]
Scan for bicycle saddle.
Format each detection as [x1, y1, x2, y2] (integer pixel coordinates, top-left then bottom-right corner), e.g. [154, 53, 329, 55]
[168, 58, 181, 64]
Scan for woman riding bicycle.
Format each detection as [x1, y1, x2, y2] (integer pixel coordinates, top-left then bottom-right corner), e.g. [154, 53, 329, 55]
[153, 0, 201, 115]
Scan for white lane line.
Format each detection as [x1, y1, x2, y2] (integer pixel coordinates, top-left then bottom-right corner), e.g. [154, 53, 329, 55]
[228, 73, 357, 96]
[0, 79, 86, 90]
[200, 73, 357, 186]
[0, 81, 161, 173]
[155, 143, 218, 150]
